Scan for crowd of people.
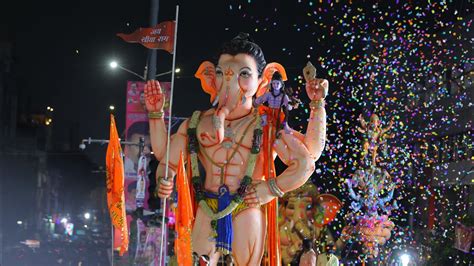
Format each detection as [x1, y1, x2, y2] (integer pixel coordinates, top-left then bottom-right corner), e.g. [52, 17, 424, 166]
[3, 227, 111, 265]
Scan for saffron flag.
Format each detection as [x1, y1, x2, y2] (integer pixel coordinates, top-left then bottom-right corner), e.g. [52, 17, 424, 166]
[117, 21, 175, 53]
[105, 114, 129, 256]
[175, 152, 194, 265]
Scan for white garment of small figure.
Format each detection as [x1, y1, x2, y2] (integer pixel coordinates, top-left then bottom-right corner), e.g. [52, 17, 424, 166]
[326, 254, 339, 266]
[299, 249, 317, 266]
[315, 253, 339, 266]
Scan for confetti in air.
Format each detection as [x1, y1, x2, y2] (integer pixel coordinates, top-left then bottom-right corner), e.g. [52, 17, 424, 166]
[225, 1, 473, 264]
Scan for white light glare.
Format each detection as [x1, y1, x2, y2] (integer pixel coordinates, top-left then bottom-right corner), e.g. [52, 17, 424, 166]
[400, 253, 410, 266]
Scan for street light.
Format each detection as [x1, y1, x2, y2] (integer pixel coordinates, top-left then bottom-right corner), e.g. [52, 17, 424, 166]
[109, 60, 145, 80]
[84, 212, 91, 220]
[109, 105, 115, 111]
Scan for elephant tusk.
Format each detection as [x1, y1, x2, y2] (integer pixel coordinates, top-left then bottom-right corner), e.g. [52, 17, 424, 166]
[212, 95, 219, 106]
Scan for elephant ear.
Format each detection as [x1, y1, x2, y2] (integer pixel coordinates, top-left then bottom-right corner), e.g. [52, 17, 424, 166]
[313, 194, 342, 228]
[256, 62, 288, 97]
[194, 61, 218, 103]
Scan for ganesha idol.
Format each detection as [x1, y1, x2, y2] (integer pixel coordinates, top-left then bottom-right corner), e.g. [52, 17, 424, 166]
[279, 182, 343, 265]
[144, 33, 393, 265]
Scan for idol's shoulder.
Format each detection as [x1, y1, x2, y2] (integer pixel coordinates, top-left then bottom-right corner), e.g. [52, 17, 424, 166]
[200, 108, 216, 117]
[185, 108, 216, 128]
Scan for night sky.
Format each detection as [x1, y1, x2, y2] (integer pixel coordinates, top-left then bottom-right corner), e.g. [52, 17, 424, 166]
[3, 0, 231, 164]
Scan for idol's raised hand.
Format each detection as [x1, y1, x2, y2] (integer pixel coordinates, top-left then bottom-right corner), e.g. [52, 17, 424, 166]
[144, 80, 165, 112]
[303, 61, 328, 101]
[306, 78, 329, 101]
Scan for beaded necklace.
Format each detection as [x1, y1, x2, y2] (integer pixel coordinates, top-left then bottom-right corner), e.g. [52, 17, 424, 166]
[222, 115, 253, 149]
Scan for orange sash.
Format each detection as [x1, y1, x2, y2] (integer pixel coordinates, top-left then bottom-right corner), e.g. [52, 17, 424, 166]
[260, 106, 283, 266]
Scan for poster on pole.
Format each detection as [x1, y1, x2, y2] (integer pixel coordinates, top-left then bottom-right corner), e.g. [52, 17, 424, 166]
[114, 81, 170, 264]
[124, 80, 171, 180]
[454, 223, 473, 253]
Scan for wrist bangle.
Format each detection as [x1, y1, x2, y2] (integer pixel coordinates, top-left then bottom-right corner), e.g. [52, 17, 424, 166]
[148, 111, 164, 119]
[309, 99, 325, 110]
[268, 179, 285, 197]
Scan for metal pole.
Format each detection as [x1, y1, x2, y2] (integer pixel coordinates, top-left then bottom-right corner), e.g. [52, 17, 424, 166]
[111, 223, 114, 266]
[118, 65, 145, 81]
[159, 5, 179, 265]
[155, 70, 172, 77]
[146, 0, 159, 80]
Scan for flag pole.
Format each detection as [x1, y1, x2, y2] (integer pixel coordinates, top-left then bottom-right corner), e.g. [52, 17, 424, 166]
[111, 223, 114, 266]
[159, 4, 179, 265]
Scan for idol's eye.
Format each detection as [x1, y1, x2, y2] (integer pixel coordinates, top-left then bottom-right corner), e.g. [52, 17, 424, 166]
[306, 204, 312, 210]
[216, 68, 223, 76]
[239, 70, 252, 78]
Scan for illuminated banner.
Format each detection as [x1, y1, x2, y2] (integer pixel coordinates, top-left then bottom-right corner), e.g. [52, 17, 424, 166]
[454, 223, 473, 253]
[113, 81, 170, 262]
[124, 81, 171, 180]
[117, 21, 175, 53]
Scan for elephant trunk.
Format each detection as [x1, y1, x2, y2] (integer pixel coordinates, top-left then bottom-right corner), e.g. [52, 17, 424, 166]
[213, 106, 230, 145]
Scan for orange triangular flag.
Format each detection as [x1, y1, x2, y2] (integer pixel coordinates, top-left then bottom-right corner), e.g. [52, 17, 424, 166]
[116, 21, 175, 53]
[175, 152, 194, 264]
[105, 114, 129, 255]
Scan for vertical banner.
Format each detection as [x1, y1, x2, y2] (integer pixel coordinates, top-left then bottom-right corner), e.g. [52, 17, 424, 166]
[454, 223, 473, 253]
[135, 224, 168, 265]
[124, 80, 171, 203]
[115, 81, 171, 264]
